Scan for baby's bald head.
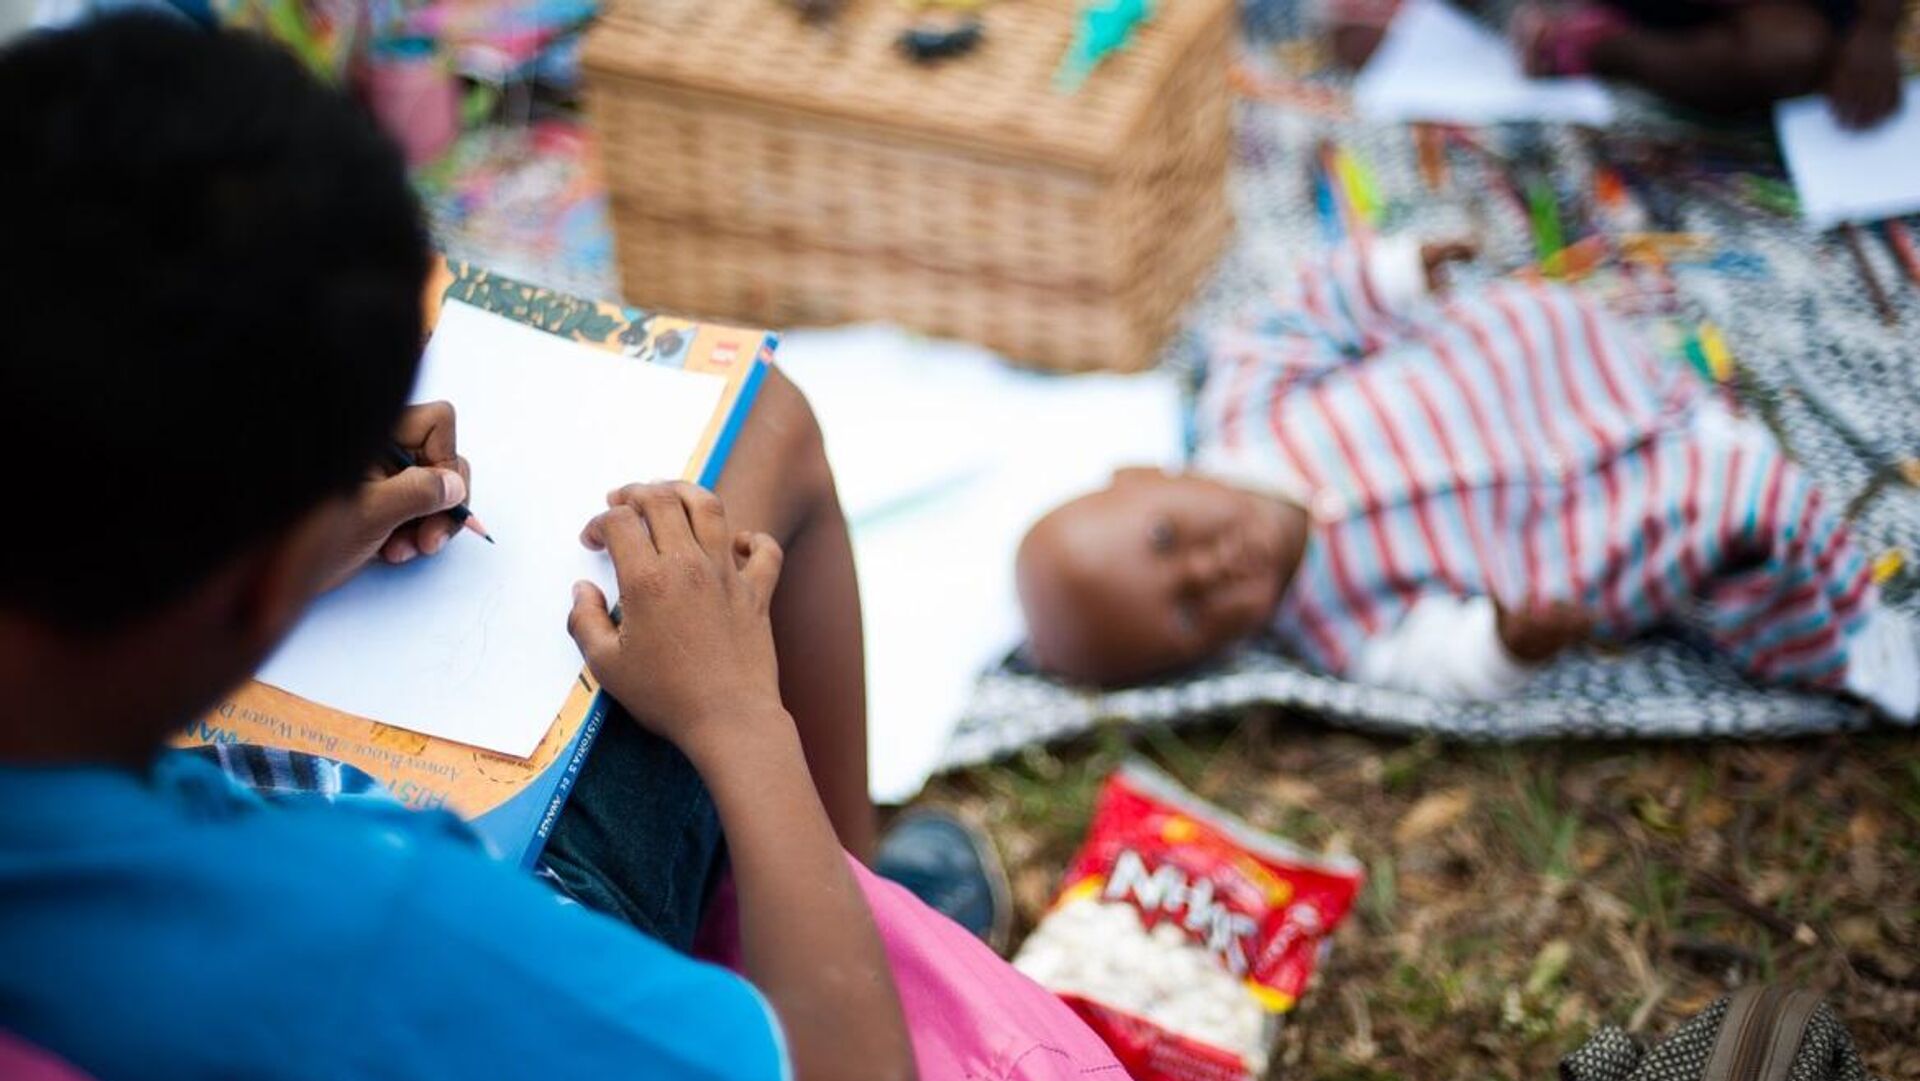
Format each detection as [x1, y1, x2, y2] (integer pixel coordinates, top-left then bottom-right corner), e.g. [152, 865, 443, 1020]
[1017, 469, 1305, 686]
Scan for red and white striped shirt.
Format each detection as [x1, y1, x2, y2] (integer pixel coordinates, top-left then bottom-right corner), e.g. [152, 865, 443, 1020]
[1195, 240, 1887, 704]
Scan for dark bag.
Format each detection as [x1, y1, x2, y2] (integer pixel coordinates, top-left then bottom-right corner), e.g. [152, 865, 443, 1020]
[1561, 985, 1877, 1081]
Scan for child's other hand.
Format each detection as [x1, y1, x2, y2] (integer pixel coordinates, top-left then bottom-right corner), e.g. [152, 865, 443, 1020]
[1495, 599, 1593, 665]
[1421, 239, 1480, 294]
[320, 402, 472, 590]
[569, 483, 789, 760]
[1826, 29, 1901, 130]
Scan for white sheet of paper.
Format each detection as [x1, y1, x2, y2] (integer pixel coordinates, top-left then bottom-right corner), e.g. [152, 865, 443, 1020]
[1353, 0, 1616, 126]
[1777, 79, 1920, 229]
[778, 326, 1185, 803]
[257, 301, 727, 758]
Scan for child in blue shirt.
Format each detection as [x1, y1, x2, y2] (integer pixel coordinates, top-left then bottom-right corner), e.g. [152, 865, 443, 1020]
[0, 16, 917, 1080]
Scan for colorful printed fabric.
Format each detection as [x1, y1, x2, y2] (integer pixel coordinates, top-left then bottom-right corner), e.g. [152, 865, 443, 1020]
[1195, 241, 1875, 692]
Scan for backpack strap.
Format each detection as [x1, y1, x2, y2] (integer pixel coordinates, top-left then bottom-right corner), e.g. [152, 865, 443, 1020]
[1703, 986, 1824, 1081]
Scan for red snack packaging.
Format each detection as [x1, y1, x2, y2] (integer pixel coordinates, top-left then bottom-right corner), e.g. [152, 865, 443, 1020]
[1012, 761, 1364, 1081]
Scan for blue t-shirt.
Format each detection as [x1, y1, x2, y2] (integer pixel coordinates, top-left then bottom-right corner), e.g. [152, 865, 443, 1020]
[0, 754, 788, 1081]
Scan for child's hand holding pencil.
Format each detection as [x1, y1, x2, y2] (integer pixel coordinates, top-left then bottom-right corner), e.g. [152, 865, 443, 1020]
[316, 400, 487, 590]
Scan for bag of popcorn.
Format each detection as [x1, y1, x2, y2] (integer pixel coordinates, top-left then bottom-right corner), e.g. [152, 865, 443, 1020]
[1013, 761, 1364, 1081]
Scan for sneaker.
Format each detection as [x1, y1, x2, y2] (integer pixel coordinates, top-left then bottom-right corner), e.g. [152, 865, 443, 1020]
[875, 810, 1013, 953]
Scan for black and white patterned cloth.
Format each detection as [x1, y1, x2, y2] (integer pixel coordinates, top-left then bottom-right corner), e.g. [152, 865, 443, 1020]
[939, 75, 1920, 773]
[1559, 990, 1876, 1081]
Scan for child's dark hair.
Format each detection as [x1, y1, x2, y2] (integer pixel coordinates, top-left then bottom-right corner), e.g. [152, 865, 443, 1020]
[0, 14, 429, 630]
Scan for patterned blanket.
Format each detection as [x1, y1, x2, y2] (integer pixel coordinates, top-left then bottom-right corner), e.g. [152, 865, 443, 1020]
[425, 14, 1918, 777]
[939, 68, 1920, 772]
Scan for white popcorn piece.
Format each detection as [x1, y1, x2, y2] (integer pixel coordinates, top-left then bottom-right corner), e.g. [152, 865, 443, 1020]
[1014, 896, 1275, 1075]
[1015, 762, 1363, 1081]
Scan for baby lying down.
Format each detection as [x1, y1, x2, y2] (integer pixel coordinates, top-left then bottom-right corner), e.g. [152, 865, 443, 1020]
[1018, 237, 1919, 719]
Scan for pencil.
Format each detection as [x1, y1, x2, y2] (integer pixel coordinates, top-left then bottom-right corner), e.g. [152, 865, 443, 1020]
[1319, 140, 1354, 239]
[1880, 219, 1920, 287]
[1528, 178, 1564, 266]
[382, 441, 495, 543]
[1309, 147, 1343, 245]
[1336, 146, 1382, 230]
[1841, 222, 1899, 327]
[1415, 124, 1449, 192]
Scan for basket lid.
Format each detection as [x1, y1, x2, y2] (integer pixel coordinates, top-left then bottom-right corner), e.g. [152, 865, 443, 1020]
[583, 0, 1230, 173]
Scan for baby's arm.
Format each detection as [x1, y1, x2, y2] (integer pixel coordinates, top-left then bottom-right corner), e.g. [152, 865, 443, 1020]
[1352, 595, 1590, 699]
[1209, 236, 1473, 379]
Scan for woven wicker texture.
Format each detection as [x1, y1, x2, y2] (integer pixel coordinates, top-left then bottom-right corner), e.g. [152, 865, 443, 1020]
[583, 0, 1234, 371]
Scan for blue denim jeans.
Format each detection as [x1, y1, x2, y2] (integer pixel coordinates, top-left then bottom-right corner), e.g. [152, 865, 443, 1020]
[538, 707, 725, 953]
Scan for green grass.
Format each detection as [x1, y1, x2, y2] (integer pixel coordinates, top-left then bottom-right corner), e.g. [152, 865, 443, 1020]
[1489, 752, 1585, 880]
[920, 715, 1920, 1079]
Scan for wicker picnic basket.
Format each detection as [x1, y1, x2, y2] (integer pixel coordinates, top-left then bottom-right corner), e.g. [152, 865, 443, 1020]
[582, 0, 1234, 372]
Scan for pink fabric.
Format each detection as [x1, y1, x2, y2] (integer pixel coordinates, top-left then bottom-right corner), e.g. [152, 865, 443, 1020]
[0, 1033, 95, 1081]
[697, 858, 1131, 1081]
[357, 52, 459, 167]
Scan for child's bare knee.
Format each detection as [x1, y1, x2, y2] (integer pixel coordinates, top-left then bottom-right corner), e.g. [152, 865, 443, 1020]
[756, 367, 829, 479]
[720, 366, 835, 527]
